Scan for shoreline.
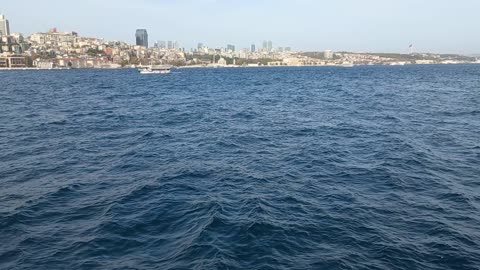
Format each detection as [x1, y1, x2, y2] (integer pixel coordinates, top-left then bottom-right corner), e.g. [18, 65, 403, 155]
[1, 62, 479, 71]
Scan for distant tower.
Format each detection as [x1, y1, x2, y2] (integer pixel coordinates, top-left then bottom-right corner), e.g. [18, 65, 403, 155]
[135, 29, 148, 48]
[409, 44, 414, 54]
[262, 40, 268, 51]
[0, 14, 11, 36]
[267, 40, 273, 52]
[251, 44, 256, 53]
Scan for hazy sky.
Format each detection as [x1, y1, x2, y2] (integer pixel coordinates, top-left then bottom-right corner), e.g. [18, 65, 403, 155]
[2, 0, 480, 53]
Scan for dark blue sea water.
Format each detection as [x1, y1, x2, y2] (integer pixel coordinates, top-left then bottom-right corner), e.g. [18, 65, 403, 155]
[1, 65, 479, 270]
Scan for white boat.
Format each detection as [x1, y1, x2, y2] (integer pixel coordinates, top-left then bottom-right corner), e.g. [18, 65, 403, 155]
[138, 65, 172, 74]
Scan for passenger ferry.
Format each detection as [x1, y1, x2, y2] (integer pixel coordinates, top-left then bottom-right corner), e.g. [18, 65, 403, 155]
[138, 65, 172, 74]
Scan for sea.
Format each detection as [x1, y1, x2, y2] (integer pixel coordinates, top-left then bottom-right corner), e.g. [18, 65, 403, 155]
[1, 65, 479, 270]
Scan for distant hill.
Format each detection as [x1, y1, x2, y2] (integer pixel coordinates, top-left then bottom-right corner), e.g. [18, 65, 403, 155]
[300, 52, 476, 61]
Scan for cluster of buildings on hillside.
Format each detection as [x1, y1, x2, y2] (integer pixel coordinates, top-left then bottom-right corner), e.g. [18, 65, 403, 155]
[0, 14, 298, 69]
[1, 14, 479, 69]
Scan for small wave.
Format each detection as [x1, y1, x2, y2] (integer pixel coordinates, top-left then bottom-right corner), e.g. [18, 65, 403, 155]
[439, 110, 480, 117]
[231, 110, 259, 120]
[40, 118, 68, 125]
[98, 85, 114, 89]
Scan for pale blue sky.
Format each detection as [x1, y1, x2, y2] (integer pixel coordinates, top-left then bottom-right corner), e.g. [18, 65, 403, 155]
[2, 0, 480, 53]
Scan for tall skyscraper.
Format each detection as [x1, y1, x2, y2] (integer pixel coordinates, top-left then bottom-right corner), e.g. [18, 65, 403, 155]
[267, 41, 273, 52]
[227, 44, 235, 52]
[0, 14, 11, 36]
[135, 29, 148, 48]
[167, 41, 173, 49]
[251, 44, 256, 53]
[262, 40, 273, 52]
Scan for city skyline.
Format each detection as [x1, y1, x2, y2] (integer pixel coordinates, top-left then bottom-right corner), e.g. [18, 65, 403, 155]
[2, 0, 480, 54]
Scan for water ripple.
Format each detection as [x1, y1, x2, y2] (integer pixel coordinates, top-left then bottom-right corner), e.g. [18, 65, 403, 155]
[1, 66, 480, 269]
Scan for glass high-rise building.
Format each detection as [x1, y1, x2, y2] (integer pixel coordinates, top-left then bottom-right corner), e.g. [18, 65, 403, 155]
[262, 40, 273, 52]
[135, 29, 148, 48]
[227, 44, 235, 52]
[0, 14, 10, 36]
[267, 41, 273, 52]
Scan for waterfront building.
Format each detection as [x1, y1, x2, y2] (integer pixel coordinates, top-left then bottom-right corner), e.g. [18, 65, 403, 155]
[135, 29, 148, 48]
[217, 57, 227, 66]
[0, 15, 10, 36]
[0, 53, 26, 68]
[37, 56, 111, 69]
